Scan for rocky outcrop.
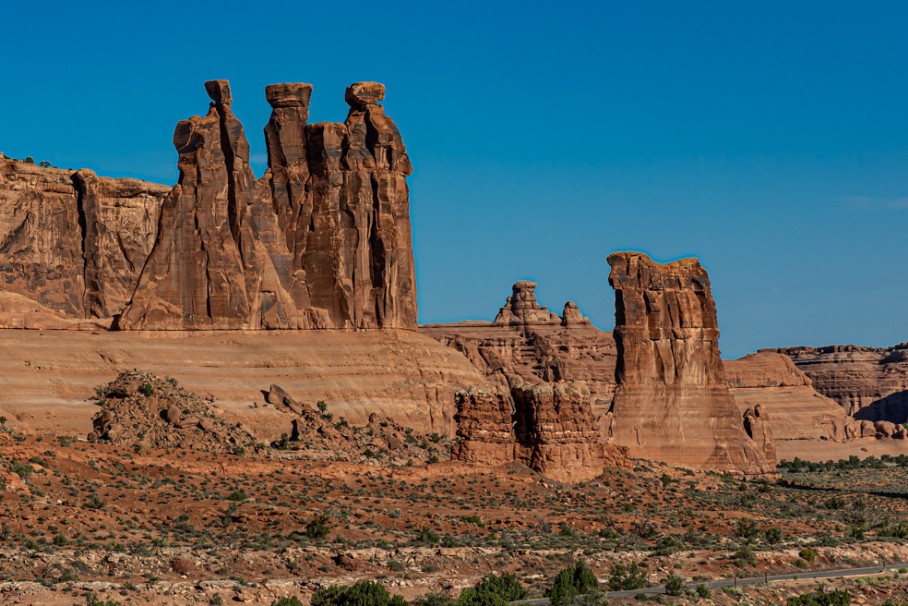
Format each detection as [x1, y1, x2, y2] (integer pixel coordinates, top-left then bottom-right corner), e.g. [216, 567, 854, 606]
[453, 387, 516, 466]
[779, 344, 908, 423]
[605, 252, 775, 474]
[493, 281, 561, 327]
[742, 404, 777, 464]
[511, 381, 628, 482]
[0, 157, 168, 327]
[453, 381, 629, 483]
[116, 79, 417, 330]
[726, 352, 848, 441]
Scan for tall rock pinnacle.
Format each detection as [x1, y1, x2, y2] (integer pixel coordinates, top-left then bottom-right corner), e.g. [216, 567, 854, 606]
[116, 79, 418, 330]
[605, 251, 775, 474]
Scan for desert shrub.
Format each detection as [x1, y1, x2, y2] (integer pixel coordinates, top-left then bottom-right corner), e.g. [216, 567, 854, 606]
[786, 588, 851, 605]
[304, 514, 331, 540]
[663, 573, 684, 597]
[412, 593, 455, 606]
[765, 527, 783, 544]
[695, 584, 711, 598]
[312, 582, 406, 606]
[85, 595, 123, 606]
[607, 562, 647, 591]
[139, 382, 154, 397]
[272, 598, 304, 606]
[734, 546, 756, 567]
[457, 573, 526, 606]
[547, 560, 602, 606]
[799, 547, 817, 563]
[414, 526, 440, 545]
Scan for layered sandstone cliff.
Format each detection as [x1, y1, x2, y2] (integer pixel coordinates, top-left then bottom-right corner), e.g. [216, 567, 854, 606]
[779, 344, 908, 423]
[0, 156, 169, 327]
[605, 252, 774, 474]
[117, 80, 416, 330]
[726, 352, 849, 441]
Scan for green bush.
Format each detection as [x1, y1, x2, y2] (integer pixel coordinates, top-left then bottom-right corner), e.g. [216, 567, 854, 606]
[304, 514, 331, 540]
[272, 598, 303, 606]
[663, 573, 684, 597]
[607, 562, 647, 591]
[547, 560, 602, 606]
[457, 573, 526, 606]
[799, 547, 817, 563]
[312, 581, 407, 606]
[412, 594, 456, 606]
[139, 382, 154, 397]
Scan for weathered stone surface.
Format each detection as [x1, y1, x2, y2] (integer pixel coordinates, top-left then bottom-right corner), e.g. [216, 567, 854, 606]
[561, 301, 590, 327]
[726, 352, 848, 441]
[424, 287, 617, 421]
[779, 344, 908, 423]
[0, 157, 168, 327]
[453, 381, 629, 482]
[453, 386, 516, 465]
[118, 79, 417, 330]
[72, 170, 166, 318]
[605, 252, 774, 474]
[511, 381, 628, 482]
[264, 79, 417, 330]
[743, 404, 777, 464]
[493, 281, 560, 327]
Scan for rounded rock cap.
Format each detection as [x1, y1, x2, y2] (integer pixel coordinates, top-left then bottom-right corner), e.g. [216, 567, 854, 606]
[345, 82, 385, 108]
[204, 80, 232, 105]
[265, 83, 313, 108]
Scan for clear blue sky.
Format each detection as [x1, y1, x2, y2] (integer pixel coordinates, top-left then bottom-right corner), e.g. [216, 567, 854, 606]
[3, 1, 907, 357]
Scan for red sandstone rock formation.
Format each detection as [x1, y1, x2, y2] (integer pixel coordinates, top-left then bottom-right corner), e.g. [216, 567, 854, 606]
[493, 281, 561, 327]
[511, 381, 628, 481]
[453, 387, 516, 465]
[725, 352, 848, 441]
[453, 381, 629, 483]
[779, 344, 908, 423]
[605, 252, 774, 474]
[0, 156, 169, 327]
[742, 404, 777, 464]
[116, 79, 417, 330]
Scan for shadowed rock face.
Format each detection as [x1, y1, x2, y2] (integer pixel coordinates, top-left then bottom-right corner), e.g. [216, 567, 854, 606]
[453, 381, 629, 483]
[605, 252, 775, 474]
[116, 79, 417, 330]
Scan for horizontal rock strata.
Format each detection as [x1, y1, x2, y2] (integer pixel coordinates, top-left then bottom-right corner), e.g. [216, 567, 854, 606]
[779, 344, 908, 424]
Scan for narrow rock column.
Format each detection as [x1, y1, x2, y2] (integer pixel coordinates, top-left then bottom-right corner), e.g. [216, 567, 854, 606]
[606, 251, 775, 474]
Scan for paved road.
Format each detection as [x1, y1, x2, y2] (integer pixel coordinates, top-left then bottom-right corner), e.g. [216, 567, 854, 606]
[512, 561, 908, 603]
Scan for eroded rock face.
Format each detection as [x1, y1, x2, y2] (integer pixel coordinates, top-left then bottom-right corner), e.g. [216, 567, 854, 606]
[726, 352, 848, 441]
[0, 157, 169, 327]
[743, 405, 777, 464]
[493, 281, 561, 327]
[453, 381, 629, 482]
[606, 252, 775, 474]
[511, 381, 628, 482]
[117, 79, 417, 330]
[780, 344, 908, 423]
[453, 387, 516, 465]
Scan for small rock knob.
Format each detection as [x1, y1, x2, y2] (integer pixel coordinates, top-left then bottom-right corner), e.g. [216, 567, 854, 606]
[345, 82, 385, 108]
